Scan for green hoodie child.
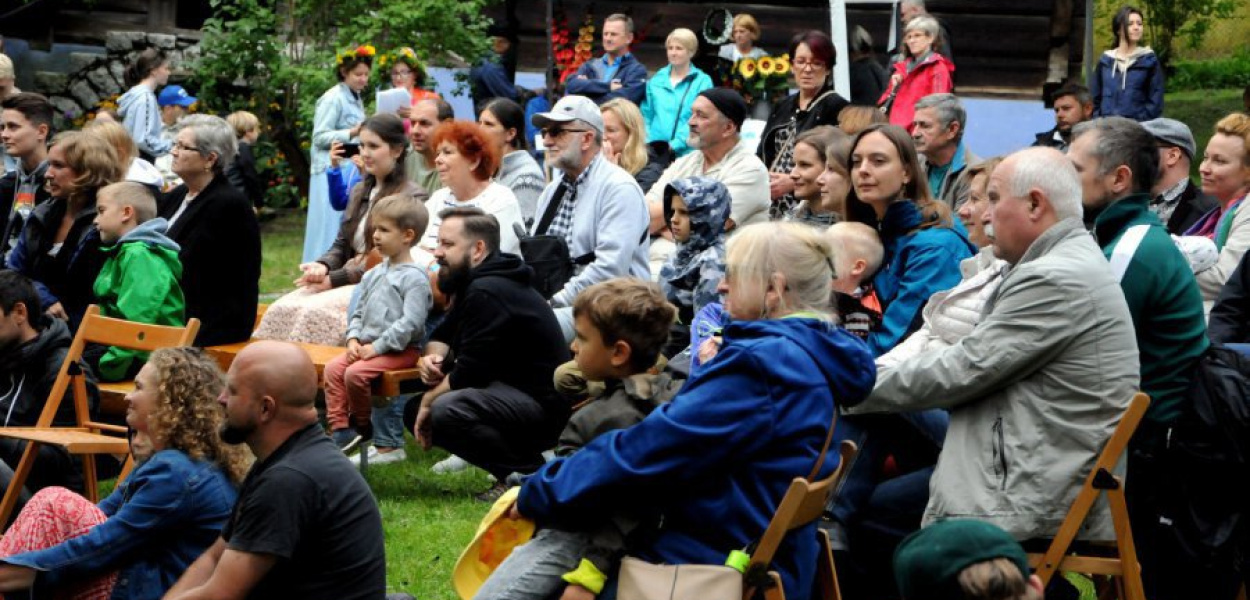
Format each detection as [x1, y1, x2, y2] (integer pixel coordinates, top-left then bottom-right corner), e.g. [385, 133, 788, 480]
[91, 182, 186, 381]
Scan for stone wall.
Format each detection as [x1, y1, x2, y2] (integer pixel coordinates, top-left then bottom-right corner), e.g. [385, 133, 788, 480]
[33, 31, 201, 123]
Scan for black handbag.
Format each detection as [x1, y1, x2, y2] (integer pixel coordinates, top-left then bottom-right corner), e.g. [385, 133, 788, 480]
[514, 182, 593, 299]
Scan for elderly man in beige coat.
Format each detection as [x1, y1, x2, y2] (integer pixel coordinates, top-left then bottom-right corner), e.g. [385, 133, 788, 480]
[846, 146, 1140, 542]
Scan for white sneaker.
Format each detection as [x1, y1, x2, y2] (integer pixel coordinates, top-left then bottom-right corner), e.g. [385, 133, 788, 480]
[350, 447, 408, 466]
[348, 446, 377, 466]
[431, 454, 469, 474]
[371, 448, 407, 465]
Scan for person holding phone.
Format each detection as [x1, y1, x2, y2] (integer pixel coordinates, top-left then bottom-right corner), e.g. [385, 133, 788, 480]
[306, 46, 372, 263]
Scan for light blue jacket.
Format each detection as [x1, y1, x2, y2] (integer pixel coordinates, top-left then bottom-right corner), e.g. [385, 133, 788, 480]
[118, 84, 171, 158]
[310, 83, 366, 175]
[346, 259, 433, 354]
[641, 65, 714, 157]
[531, 155, 650, 307]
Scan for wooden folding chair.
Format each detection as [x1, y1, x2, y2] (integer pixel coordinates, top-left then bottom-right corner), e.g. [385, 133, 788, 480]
[746, 440, 858, 600]
[1027, 392, 1151, 600]
[0, 305, 200, 525]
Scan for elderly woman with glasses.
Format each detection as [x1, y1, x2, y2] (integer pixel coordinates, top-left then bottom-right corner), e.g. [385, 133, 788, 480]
[758, 30, 849, 220]
[159, 114, 261, 347]
[878, 15, 954, 131]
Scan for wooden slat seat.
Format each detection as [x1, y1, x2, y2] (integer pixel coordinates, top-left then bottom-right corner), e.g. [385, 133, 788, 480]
[0, 428, 131, 454]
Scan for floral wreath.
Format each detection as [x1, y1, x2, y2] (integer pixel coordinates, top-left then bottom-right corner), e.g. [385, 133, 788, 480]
[336, 44, 377, 68]
[377, 47, 424, 79]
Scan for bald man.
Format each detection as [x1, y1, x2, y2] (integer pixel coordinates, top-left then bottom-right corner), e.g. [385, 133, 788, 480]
[165, 341, 386, 600]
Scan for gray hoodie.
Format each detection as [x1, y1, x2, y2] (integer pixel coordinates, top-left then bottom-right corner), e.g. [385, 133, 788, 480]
[346, 260, 432, 354]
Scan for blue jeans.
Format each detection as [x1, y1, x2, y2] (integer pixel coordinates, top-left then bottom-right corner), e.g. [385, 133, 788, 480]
[829, 409, 948, 537]
[371, 394, 410, 449]
[473, 528, 591, 600]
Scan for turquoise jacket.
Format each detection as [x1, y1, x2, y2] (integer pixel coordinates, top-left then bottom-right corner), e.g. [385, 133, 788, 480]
[641, 65, 713, 158]
[1093, 194, 1208, 423]
[867, 200, 975, 356]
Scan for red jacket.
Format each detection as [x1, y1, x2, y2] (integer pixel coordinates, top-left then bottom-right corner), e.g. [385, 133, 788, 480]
[879, 53, 954, 131]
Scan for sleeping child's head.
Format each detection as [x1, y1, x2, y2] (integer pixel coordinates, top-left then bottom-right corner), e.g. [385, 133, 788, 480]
[824, 221, 884, 295]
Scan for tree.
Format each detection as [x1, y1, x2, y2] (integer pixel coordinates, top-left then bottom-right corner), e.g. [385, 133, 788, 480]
[193, 0, 495, 203]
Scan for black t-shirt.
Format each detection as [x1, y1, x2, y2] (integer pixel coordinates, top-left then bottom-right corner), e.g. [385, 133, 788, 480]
[223, 423, 386, 600]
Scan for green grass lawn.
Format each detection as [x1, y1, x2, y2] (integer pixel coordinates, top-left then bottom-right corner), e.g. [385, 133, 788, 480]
[257, 210, 307, 299]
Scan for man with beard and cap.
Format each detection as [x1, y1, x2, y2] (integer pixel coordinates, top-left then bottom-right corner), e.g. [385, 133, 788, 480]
[530, 94, 650, 341]
[409, 207, 570, 501]
[644, 89, 769, 274]
[0, 271, 90, 500]
[166, 340, 386, 600]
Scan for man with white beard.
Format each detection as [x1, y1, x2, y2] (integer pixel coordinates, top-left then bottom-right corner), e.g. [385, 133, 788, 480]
[529, 95, 650, 340]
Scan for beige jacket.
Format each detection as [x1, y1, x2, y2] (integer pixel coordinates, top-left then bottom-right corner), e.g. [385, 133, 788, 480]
[848, 219, 1140, 541]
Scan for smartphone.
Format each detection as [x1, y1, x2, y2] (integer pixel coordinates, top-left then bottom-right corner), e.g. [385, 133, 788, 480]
[342, 143, 361, 158]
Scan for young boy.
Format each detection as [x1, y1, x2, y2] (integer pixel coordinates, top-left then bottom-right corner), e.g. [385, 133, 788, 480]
[824, 222, 884, 341]
[476, 279, 682, 600]
[659, 176, 730, 354]
[325, 194, 432, 456]
[90, 181, 185, 381]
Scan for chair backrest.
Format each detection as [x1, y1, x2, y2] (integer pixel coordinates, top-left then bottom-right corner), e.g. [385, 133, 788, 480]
[30, 305, 201, 428]
[1029, 392, 1151, 587]
[750, 440, 858, 570]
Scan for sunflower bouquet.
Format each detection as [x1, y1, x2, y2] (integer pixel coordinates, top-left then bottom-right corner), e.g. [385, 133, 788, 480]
[717, 53, 792, 105]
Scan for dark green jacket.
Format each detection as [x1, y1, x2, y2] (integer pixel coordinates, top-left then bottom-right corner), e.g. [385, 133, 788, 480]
[92, 218, 186, 381]
[1094, 194, 1208, 423]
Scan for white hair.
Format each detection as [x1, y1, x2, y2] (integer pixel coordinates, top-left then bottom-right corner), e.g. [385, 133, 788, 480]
[1007, 148, 1083, 222]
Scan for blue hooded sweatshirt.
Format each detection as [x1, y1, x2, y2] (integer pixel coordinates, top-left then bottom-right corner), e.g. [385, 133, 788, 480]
[519, 317, 876, 600]
[867, 199, 974, 356]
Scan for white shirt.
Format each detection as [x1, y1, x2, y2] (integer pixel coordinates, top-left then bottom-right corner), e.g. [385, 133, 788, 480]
[421, 182, 524, 255]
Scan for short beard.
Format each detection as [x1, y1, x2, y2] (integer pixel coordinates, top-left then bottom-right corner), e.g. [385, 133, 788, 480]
[548, 141, 584, 174]
[219, 421, 254, 446]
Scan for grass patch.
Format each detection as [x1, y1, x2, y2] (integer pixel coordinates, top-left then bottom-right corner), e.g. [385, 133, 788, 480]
[1163, 88, 1246, 179]
[258, 209, 307, 299]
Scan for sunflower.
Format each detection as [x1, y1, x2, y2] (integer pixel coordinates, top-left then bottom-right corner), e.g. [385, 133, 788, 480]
[774, 55, 791, 76]
[738, 58, 758, 79]
[757, 56, 776, 77]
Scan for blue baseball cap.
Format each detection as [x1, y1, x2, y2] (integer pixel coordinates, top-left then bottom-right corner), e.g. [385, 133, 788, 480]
[157, 85, 197, 108]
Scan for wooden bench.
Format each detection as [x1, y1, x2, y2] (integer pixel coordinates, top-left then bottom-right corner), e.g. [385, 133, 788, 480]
[204, 304, 425, 400]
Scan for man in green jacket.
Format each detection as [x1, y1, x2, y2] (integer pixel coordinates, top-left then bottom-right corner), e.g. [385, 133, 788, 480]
[1069, 116, 1208, 600]
[90, 181, 185, 382]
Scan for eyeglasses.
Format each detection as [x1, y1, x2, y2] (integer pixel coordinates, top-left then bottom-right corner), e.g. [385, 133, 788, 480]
[541, 127, 591, 139]
[173, 141, 202, 154]
[793, 59, 827, 71]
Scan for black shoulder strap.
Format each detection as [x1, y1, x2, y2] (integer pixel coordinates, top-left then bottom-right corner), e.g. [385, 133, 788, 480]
[534, 180, 571, 236]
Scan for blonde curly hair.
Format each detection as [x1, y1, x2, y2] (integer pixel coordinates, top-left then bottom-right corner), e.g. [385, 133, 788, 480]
[145, 347, 253, 483]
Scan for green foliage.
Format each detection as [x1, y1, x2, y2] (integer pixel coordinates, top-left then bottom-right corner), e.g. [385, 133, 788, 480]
[1169, 49, 1250, 92]
[1142, 0, 1238, 68]
[192, 0, 496, 201]
[1096, 0, 1239, 68]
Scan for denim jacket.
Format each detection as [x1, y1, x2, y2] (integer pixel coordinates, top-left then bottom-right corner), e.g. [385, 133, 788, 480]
[4, 450, 238, 599]
[310, 83, 366, 175]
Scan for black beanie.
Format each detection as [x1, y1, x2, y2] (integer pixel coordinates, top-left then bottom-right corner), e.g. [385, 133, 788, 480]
[698, 88, 749, 131]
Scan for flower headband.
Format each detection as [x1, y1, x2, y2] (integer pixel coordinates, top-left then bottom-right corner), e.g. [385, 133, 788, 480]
[378, 47, 422, 74]
[336, 45, 377, 68]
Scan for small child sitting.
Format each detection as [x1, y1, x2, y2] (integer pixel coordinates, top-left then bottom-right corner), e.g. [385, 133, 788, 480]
[325, 195, 432, 453]
[824, 222, 884, 341]
[658, 176, 730, 354]
[475, 279, 682, 600]
[89, 181, 185, 382]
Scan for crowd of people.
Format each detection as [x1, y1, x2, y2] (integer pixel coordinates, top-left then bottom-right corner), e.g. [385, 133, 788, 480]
[0, 1, 1249, 598]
